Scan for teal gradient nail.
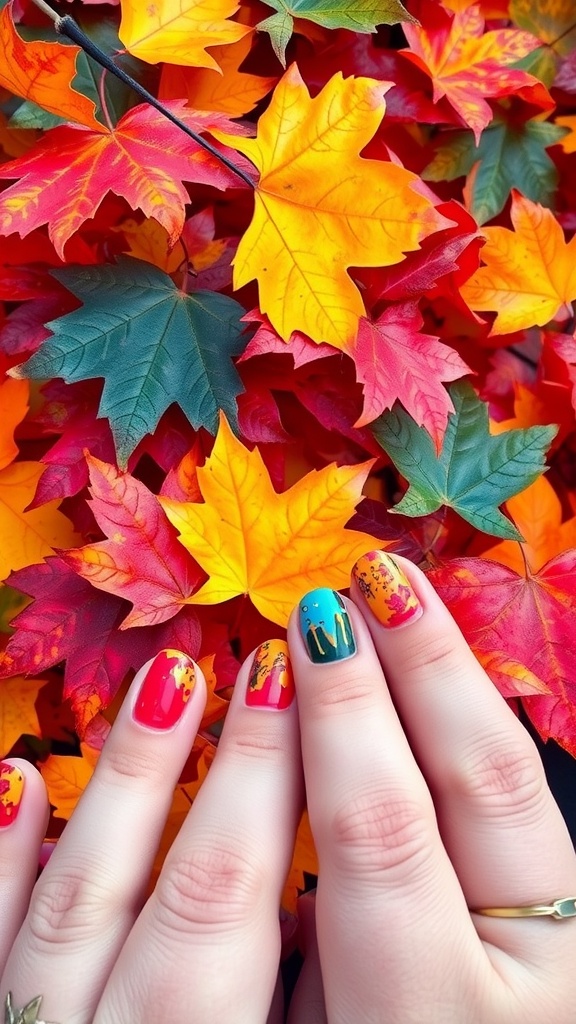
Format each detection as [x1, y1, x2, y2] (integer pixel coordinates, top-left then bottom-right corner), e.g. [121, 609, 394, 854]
[298, 588, 356, 663]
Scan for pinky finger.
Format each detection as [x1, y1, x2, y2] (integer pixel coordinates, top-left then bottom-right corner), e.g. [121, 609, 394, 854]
[0, 760, 49, 972]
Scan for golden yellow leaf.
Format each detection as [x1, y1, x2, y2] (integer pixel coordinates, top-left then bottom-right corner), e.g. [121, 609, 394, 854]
[460, 191, 576, 334]
[0, 674, 44, 756]
[0, 377, 29, 471]
[40, 743, 96, 819]
[0, 462, 80, 582]
[213, 65, 448, 348]
[159, 413, 379, 626]
[119, 0, 251, 70]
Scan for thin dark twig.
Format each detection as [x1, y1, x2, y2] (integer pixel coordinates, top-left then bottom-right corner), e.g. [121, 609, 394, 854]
[28, 0, 255, 188]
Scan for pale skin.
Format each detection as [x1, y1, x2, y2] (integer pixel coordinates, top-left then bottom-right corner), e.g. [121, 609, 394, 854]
[1, 555, 576, 1023]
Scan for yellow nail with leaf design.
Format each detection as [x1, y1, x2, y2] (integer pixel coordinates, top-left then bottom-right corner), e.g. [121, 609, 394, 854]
[352, 551, 423, 629]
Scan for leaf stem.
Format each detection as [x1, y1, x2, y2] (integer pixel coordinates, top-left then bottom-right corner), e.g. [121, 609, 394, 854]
[28, 0, 255, 189]
[97, 69, 114, 132]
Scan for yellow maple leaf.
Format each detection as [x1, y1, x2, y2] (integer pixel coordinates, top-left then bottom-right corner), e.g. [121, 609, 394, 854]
[119, 0, 251, 70]
[159, 414, 380, 626]
[213, 65, 448, 349]
[460, 191, 576, 335]
[0, 675, 44, 756]
[40, 742, 97, 819]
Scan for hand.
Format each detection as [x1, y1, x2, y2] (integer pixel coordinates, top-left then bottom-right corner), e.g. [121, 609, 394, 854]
[1, 551, 575, 1023]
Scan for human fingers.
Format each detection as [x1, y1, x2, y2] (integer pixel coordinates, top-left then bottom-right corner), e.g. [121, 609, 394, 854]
[0, 761, 49, 971]
[288, 587, 487, 1023]
[96, 639, 303, 1024]
[350, 551, 576, 976]
[1, 649, 206, 1024]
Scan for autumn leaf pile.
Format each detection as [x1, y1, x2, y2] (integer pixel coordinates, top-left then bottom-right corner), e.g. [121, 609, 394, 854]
[1, 0, 576, 905]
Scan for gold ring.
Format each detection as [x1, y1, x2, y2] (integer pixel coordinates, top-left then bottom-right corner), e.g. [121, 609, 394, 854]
[471, 897, 576, 920]
[4, 993, 58, 1024]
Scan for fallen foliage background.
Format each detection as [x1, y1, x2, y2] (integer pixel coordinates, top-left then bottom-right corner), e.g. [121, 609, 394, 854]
[1, 0, 576, 908]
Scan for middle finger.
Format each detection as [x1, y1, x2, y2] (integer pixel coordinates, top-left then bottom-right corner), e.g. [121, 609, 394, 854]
[287, 587, 488, 1024]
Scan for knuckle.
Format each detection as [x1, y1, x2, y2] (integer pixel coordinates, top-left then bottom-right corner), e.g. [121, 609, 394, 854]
[155, 844, 266, 933]
[95, 743, 166, 792]
[328, 788, 436, 881]
[451, 736, 547, 820]
[307, 666, 376, 714]
[27, 869, 118, 949]
[401, 632, 463, 680]
[226, 732, 287, 761]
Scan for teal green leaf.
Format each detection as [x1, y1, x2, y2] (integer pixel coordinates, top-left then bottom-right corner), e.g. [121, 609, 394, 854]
[423, 118, 568, 225]
[371, 381, 558, 540]
[257, 0, 416, 65]
[12, 258, 247, 468]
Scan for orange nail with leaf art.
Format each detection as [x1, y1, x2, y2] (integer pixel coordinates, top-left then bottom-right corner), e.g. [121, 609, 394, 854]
[0, 762, 24, 827]
[352, 551, 423, 629]
[133, 649, 196, 730]
[246, 640, 295, 710]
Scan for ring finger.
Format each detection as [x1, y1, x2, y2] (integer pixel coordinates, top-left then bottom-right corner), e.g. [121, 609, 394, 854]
[350, 551, 576, 966]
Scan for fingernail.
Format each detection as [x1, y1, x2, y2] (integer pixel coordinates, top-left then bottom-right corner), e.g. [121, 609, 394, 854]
[299, 588, 356, 663]
[246, 640, 295, 710]
[132, 649, 196, 730]
[352, 551, 423, 629]
[0, 762, 24, 827]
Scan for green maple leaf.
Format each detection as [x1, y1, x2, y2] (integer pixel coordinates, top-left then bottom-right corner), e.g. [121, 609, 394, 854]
[371, 381, 558, 541]
[423, 118, 568, 225]
[12, 258, 247, 467]
[257, 0, 416, 65]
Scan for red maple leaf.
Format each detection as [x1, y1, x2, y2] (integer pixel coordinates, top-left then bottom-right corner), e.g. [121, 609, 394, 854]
[0, 102, 253, 258]
[352, 301, 470, 450]
[428, 553, 576, 756]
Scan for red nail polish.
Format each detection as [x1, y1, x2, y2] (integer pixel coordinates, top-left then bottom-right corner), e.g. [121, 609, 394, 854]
[0, 762, 24, 827]
[246, 640, 295, 710]
[133, 650, 196, 730]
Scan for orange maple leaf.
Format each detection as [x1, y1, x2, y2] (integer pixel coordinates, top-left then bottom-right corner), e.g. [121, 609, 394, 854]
[0, 674, 44, 756]
[119, 0, 251, 70]
[159, 33, 277, 117]
[460, 192, 576, 335]
[0, 377, 79, 582]
[483, 475, 576, 575]
[40, 742, 98, 820]
[213, 65, 449, 349]
[159, 413, 380, 626]
[0, 1, 104, 132]
[556, 115, 576, 154]
[402, 2, 545, 142]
